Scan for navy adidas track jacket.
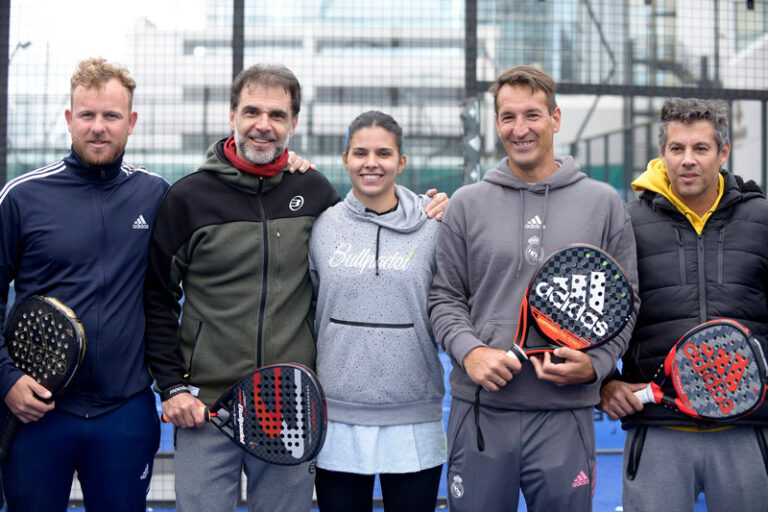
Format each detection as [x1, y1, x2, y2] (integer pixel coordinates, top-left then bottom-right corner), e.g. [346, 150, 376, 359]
[0, 150, 169, 417]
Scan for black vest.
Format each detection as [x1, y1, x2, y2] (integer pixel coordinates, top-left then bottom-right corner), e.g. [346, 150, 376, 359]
[622, 171, 768, 428]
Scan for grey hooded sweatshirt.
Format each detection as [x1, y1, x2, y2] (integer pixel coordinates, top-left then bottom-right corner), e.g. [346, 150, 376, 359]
[428, 156, 639, 410]
[309, 184, 444, 426]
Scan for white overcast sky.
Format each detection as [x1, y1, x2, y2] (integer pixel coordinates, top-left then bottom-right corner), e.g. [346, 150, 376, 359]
[9, 0, 205, 93]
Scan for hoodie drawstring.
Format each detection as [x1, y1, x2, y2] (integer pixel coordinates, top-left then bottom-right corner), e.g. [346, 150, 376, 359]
[473, 386, 485, 451]
[516, 189, 525, 277]
[541, 184, 550, 253]
[375, 225, 382, 276]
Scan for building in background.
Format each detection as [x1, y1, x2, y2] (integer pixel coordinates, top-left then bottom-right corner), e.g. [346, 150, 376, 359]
[5, 0, 767, 194]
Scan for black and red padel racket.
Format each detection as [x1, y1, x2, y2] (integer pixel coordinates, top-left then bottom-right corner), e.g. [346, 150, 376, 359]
[165, 363, 327, 465]
[507, 244, 634, 361]
[634, 319, 768, 421]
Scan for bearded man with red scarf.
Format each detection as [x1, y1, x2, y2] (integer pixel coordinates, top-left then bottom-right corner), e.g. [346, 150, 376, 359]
[144, 63, 445, 511]
[143, 63, 338, 511]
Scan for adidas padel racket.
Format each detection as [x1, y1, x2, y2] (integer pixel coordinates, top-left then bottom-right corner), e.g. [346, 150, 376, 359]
[506, 244, 634, 361]
[633, 319, 768, 421]
[164, 363, 327, 465]
[0, 296, 86, 460]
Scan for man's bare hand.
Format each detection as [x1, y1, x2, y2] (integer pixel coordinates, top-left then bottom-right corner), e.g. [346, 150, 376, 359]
[529, 348, 597, 386]
[598, 379, 649, 420]
[162, 392, 206, 428]
[463, 346, 522, 391]
[4, 374, 54, 423]
[286, 151, 316, 174]
[423, 188, 449, 221]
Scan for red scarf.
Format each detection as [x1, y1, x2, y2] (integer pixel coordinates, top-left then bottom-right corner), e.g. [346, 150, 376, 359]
[223, 136, 288, 178]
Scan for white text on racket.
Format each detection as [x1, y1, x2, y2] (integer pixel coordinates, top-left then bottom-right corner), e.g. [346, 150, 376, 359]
[238, 403, 246, 444]
[535, 272, 609, 337]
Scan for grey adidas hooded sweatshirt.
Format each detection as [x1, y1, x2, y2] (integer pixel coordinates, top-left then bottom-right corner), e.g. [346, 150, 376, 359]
[309, 184, 444, 426]
[428, 156, 639, 410]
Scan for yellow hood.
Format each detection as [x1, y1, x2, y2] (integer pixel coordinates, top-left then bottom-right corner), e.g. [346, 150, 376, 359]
[631, 158, 673, 197]
[631, 158, 723, 234]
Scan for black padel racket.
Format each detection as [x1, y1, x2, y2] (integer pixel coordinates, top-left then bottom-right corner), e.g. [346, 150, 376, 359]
[165, 363, 327, 465]
[633, 319, 768, 421]
[0, 296, 86, 459]
[507, 244, 634, 361]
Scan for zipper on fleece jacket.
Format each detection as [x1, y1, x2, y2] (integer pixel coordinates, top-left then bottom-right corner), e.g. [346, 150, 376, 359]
[255, 178, 268, 367]
[185, 320, 204, 379]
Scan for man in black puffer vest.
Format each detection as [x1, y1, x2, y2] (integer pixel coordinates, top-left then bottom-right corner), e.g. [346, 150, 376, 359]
[599, 98, 768, 512]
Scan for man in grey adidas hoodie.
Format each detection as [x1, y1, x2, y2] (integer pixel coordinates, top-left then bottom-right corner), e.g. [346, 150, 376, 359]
[428, 65, 639, 512]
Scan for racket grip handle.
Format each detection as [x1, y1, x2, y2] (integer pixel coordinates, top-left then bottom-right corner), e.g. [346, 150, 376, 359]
[507, 346, 529, 361]
[633, 385, 654, 404]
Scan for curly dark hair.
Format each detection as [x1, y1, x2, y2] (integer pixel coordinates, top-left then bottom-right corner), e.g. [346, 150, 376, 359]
[659, 98, 729, 152]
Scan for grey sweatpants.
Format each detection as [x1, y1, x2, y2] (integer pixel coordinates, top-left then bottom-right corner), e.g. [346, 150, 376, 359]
[174, 423, 315, 512]
[445, 398, 595, 512]
[623, 426, 768, 512]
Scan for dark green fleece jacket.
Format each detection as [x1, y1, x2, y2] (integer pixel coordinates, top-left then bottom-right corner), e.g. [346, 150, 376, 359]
[144, 139, 339, 404]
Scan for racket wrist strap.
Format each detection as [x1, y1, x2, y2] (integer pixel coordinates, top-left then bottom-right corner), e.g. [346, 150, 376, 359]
[160, 383, 191, 402]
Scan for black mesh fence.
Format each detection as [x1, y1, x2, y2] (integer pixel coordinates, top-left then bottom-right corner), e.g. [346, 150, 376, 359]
[4, 1, 767, 196]
[2, 0, 766, 507]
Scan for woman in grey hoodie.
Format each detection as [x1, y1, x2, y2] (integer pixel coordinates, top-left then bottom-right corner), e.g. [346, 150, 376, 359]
[308, 111, 445, 511]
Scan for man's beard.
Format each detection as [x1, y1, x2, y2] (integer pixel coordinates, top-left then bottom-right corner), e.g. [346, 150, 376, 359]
[72, 137, 126, 168]
[234, 129, 290, 165]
